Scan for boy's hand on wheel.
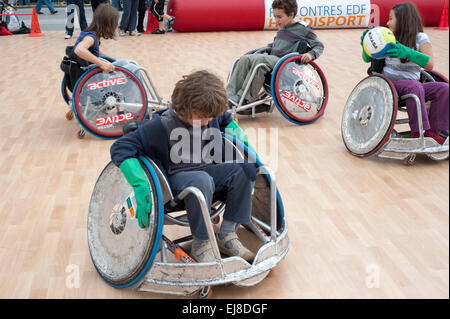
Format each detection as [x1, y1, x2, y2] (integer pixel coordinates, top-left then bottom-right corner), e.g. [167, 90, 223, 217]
[301, 53, 313, 63]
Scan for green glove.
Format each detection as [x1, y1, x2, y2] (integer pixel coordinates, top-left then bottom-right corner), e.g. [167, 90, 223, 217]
[360, 29, 372, 63]
[120, 158, 152, 228]
[225, 120, 258, 157]
[386, 42, 430, 68]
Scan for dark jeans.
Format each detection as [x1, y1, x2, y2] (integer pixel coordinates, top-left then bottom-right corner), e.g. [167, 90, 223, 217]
[65, 0, 88, 36]
[168, 163, 254, 240]
[119, 0, 139, 31]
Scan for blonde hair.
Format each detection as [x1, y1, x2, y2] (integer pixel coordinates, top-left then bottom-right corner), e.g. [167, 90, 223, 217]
[171, 70, 228, 120]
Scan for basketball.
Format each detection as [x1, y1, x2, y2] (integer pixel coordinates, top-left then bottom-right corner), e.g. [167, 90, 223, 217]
[363, 27, 396, 59]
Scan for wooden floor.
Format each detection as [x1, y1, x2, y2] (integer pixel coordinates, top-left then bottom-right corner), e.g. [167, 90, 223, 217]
[0, 28, 448, 299]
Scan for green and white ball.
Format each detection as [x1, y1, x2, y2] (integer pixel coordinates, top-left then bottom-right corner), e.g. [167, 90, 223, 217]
[363, 27, 396, 59]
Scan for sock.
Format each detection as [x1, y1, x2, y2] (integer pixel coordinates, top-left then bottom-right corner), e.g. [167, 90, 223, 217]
[218, 220, 237, 240]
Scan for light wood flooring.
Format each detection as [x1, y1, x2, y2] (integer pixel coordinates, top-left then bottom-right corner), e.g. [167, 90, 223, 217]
[0, 28, 448, 299]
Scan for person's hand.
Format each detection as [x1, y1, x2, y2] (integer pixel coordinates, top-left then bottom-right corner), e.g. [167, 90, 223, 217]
[120, 158, 152, 229]
[360, 29, 370, 46]
[100, 61, 115, 73]
[386, 42, 430, 67]
[300, 53, 313, 63]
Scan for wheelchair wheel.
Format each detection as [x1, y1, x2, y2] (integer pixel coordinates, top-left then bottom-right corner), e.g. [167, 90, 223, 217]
[341, 75, 398, 157]
[72, 66, 148, 139]
[421, 70, 449, 84]
[271, 53, 328, 125]
[223, 134, 285, 232]
[87, 157, 164, 288]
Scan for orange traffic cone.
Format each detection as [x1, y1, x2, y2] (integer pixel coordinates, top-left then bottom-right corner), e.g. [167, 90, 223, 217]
[29, 8, 44, 37]
[144, 6, 160, 34]
[435, 0, 449, 30]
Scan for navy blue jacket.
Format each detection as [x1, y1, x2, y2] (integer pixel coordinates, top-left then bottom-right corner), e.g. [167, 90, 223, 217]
[110, 110, 236, 180]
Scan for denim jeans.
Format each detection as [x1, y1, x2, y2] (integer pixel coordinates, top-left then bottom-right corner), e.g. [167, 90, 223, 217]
[65, 0, 88, 36]
[168, 163, 254, 240]
[19, 0, 31, 5]
[119, 0, 139, 31]
[35, 0, 56, 12]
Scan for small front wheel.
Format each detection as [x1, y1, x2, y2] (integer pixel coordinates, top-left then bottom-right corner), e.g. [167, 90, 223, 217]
[198, 286, 212, 299]
[403, 154, 416, 166]
[76, 129, 86, 139]
[66, 111, 74, 121]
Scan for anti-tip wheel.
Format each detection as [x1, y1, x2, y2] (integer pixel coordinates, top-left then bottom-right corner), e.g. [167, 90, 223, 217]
[76, 129, 86, 139]
[198, 286, 212, 299]
[66, 111, 74, 121]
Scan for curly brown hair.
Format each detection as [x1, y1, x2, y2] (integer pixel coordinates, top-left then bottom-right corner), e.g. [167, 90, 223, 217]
[85, 3, 119, 40]
[272, 0, 298, 16]
[171, 70, 228, 120]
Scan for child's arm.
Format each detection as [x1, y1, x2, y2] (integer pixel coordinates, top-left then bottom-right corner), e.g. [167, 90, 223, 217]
[418, 42, 434, 71]
[74, 36, 115, 73]
[301, 29, 324, 63]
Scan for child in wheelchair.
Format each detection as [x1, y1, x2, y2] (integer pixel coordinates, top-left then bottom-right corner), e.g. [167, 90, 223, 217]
[360, 2, 448, 145]
[227, 0, 324, 106]
[61, 3, 141, 93]
[110, 70, 258, 263]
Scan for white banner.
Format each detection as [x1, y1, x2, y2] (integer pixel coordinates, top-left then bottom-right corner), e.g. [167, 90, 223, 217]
[264, 0, 372, 29]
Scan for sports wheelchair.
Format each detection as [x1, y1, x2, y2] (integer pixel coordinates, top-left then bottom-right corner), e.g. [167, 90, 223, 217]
[87, 132, 289, 298]
[341, 60, 449, 165]
[60, 46, 169, 139]
[227, 46, 329, 125]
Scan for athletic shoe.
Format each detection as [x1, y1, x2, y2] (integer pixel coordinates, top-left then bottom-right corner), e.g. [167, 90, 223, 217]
[168, 16, 176, 27]
[129, 30, 141, 36]
[118, 29, 127, 36]
[36, 11, 43, 14]
[217, 232, 255, 262]
[50, 10, 58, 15]
[190, 241, 215, 263]
[151, 29, 165, 34]
[64, 33, 72, 39]
[424, 129, 446, 145]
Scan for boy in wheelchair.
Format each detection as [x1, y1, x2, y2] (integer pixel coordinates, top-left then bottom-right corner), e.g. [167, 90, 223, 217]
[110, 70, 257, 263]
[227, 0, 324, 106]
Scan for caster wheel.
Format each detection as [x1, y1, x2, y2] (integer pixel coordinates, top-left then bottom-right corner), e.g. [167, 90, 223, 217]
[76, 129, 86, 139]
[403, 154, 416, 166]
[65, 111, 74, 121]
[234, 117, 239, 124]
[198, 286, 212, 299]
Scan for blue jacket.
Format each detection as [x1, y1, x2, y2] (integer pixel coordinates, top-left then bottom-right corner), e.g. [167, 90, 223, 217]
[110, 110, 237, 180]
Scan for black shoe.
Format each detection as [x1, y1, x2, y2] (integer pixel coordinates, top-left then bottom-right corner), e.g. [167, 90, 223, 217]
[36, 11, 43, 14]
[51, 10, 58, 15]
[152, 29, 165, 34]
[137, 28, 145, 33]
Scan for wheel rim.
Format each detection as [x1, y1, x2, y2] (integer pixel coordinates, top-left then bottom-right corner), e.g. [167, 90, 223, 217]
[72, 66, 148, 139]
[341, 75, 398, 157]
[272, 54, 328, 124]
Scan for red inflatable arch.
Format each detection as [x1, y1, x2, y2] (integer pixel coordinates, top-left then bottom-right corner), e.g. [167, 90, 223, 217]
[167, 0, 445, 32]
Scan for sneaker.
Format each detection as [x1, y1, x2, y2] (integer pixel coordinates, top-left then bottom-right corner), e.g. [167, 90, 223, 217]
[217, 232, 255, 262]
[118, 29, 127, 36]
[137, 28, 145, 33]
[36, 11, 43, 14]
[168, 16, 176, 27]
[129, 30, 141, 36]
[50, 10, 58, 15]
[424, 129, 446, 145]
[151, 29, 165, 34]
[410, 131, 420, 139]
[64, 33, 72, 39]
[190, 241, 215, 263]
